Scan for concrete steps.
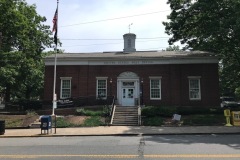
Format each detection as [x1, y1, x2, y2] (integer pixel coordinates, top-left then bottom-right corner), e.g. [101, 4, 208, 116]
[112, 106, 139, 126]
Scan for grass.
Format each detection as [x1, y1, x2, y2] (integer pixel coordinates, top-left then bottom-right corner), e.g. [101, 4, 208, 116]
[142, 117, 164, 126]
[1, 106, 229, 128]
[1, 115, 25, 128]
[56, 117, 74, 128]
[76, 108, 104, 116]
[82, 116, 104, 127]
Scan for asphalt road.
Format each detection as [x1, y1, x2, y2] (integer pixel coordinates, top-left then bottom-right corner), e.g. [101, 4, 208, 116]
[0, 135, 240, 160]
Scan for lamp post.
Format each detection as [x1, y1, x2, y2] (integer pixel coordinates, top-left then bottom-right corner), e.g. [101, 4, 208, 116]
[141, 78, 143, 106]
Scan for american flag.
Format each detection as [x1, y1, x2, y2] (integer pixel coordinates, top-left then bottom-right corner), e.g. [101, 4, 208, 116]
[52, 8, 58, 32]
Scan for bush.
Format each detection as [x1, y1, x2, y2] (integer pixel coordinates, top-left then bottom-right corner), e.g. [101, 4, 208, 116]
[142, 106, 176, 117]
[56, 117, 73, 128]
[142, 117, 163, 126]
[26, 110, 38, 116]
[76, 108, 104, 116]
[18, 99, 42, 110]
[82, 116, 104, 127]
[176, 107, 223, 115]
[182, 114, 225, 126]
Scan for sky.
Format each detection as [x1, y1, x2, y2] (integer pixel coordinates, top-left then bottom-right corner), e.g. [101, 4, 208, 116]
[26, 0, 173, 53]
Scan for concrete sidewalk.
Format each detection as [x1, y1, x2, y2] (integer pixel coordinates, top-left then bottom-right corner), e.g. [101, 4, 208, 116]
[1, 126, 240, 137]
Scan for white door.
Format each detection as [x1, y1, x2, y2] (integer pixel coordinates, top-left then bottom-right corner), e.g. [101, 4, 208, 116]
[122, 88, 135, 106]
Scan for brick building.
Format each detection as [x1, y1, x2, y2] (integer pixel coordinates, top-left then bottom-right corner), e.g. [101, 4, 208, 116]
[44, 33, 220, 107]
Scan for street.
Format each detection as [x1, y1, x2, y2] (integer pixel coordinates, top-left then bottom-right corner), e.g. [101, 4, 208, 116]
[0, 135, 240, 159]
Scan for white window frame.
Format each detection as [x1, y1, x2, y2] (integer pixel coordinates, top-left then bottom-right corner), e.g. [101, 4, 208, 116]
[96, 77, 108, 99]
[60, 77, 72, 99]
[188, 76, 201, 100]
[149, 76, 162, 100]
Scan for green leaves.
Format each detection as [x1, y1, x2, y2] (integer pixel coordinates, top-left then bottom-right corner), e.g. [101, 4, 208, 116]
[163, 0, 240, 97]
[0, 0, 54, 100]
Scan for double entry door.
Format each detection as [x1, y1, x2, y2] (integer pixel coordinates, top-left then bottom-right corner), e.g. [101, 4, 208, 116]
[122, 87, 135, 106]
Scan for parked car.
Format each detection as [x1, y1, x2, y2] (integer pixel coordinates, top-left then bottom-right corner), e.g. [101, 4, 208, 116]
[220, 97, 239, 108]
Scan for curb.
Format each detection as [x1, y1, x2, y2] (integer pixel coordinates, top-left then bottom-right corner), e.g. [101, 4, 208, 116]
[1, 132, 240, 138]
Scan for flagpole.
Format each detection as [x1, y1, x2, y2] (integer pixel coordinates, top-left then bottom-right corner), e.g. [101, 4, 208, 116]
[52, 0, 59, 116]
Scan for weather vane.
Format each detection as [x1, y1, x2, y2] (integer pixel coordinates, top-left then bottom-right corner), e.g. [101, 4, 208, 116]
[128, 23, 133, 33]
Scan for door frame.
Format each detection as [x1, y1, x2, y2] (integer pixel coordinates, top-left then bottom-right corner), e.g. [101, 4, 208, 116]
[117, 72, 140, 106]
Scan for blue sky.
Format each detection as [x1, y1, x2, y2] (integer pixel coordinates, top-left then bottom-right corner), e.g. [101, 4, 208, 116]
[26, 0, 173, 53]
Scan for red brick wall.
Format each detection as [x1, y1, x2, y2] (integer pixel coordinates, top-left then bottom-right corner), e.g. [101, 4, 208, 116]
[44, 63, 220, 107]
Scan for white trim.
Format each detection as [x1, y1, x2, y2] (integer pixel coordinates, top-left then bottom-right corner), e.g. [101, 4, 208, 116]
[117, 72, 139, 106]
[188, 76, 201, 79]
[45, 58, 218, 66]
[96, 77, 108, 79]
[96, 78, 108, 99]
[149, 76, 162, 79]
[188, 78, 201, 100]
[60, 77, 72, 80]
[149, 78, 161, 100]
[60, 78, 72, 99]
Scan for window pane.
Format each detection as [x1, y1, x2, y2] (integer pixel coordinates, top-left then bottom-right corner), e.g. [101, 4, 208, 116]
[98, 80, 106, 89]
[61, 79, 71, 98]
[151, 89, 160, 98]
[97, 79, 107, 98]
[62, 80, 70, 89]
[189, 79, 200, 99]
[150, 79, 161, 99]
[62, 89, 71, 98]
[151, 80, 160, 88]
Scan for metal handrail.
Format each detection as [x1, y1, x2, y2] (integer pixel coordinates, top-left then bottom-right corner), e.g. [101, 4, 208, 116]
[138, 93, 142, 126]
[138, 105, 141, 126]
[109, 96, 115, 125]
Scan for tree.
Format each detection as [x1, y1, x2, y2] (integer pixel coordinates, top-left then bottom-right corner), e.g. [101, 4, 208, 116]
[164, 45, 181, 51]
[0, 0, 54, 101]
[163, 0, 240, 96]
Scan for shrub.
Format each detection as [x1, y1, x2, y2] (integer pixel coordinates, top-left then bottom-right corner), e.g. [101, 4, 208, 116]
[18, 99, 42, 110]
[56, 117, 73, 128]
[26, 110, 38, 116]
[142, 106, 176, 117]
[76, 108, 103, 116]
[176, 107, 223, 115]
[82, 116, 104, 127]
[142, 117, 163, 126]
[182, 115, 225, 126]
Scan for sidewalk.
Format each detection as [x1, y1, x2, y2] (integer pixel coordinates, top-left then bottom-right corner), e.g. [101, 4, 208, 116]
[1, 126, 240, 137]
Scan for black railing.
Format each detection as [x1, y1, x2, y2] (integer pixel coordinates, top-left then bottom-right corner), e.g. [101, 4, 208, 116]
[109, 96, 115, 117]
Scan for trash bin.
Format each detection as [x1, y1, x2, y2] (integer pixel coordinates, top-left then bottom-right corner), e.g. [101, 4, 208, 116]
[0, 120, 5, 135]
[231, 111, 240, 126]
[40, 116, 52, 134]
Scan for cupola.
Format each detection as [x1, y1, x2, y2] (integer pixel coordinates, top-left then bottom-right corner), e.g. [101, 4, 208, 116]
[123, 33, 136, 53]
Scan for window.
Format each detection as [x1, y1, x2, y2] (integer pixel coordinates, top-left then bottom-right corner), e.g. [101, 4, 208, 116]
[96, 78, 107, 99]
[60, 77, 72, 99]
[189, 77, 201, 100]
[150, 78, 161, 99]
